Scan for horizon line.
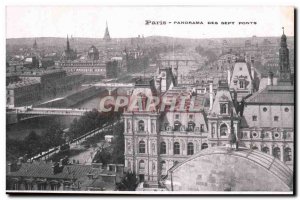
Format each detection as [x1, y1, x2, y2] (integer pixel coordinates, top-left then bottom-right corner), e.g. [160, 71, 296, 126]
[6, 35, 294, 40]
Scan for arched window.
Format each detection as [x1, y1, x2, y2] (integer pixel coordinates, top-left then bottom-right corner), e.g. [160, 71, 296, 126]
[160, 142, 166, 154]
[139, 141, 145, 153]
[220, 124, 228, 136]
[262, 147, 270, 154]
[187, 122, 195, 132]
[139, 160, 145, 170]
[138, 120, 145, 131]
[273, 147, 281, 159]
[201, 143, 208, 150]
[174, 142, 180, 155]
[220, 104, 227, 114]
[187, 142, 194, 155]
[174, 121, 181, 131]
[284, 148, 292, 162]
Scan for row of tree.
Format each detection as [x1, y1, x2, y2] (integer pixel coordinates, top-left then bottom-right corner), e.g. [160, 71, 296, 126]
[68, 109, 121, 140]
[92, 122, 125, 165]
[7, 120, 65, 162]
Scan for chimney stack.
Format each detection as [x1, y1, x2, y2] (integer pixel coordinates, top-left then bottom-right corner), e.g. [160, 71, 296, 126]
[7, 163, 12, 173]
[209, 82, 213, 111]
[227, 69, 231, 85]
[267, 71, 274, 86]
[250, 57, 255, 80]
[52, 162, 61, 174]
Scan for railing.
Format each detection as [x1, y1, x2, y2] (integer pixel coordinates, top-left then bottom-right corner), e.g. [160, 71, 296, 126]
[15, 107, 91, 116]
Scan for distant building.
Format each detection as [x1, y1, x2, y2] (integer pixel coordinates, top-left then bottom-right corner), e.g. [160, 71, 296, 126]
[7, 69, 84, 103]
[6, 79, 41, 107]
[57, 60, 107, 77]
[23, 56, 39, 68]
[61, 35, 77, 61]
[87, 45, 100, 60]
[106, 60, 118, 78]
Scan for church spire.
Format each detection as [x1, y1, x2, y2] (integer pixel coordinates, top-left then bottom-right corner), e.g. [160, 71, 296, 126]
[33, 38, 37, 49]
[103, 21, 111, 42]
[67, 34, 70, 51]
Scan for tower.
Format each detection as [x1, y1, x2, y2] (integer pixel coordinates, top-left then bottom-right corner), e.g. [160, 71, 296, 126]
[66, 35, 70, 51]
[62, 35, 76, 61]
[103, 21, 111, 42]
[278, 27, 292, 85]
[33, 38, 38, 49]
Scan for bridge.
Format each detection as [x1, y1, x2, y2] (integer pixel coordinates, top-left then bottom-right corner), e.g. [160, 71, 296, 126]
[82, 82, 134, 88]
[82, 82, 134, 95]
[13, 107, 92, 117]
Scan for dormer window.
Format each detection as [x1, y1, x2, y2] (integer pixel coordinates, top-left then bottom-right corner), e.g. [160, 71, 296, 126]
[174, 121, 181, 131]
[220, 124, 228, 136]
[220, 103, 227, 114]
[239, 80, 244, 89]
[187, 121, 195, 132]
[138, 120, 145, 131]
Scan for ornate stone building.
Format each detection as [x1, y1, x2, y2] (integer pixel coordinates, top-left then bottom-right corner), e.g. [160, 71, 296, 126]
[122, 28, 294, 187]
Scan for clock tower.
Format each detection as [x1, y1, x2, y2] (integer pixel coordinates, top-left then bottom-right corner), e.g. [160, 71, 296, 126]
[278, 27, 292, 85]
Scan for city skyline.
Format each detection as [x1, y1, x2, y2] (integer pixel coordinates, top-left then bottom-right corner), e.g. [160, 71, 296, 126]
[6, 6, 294, 39]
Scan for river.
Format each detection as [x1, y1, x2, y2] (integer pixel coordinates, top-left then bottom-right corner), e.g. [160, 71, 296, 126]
[6, 95, 104, 141]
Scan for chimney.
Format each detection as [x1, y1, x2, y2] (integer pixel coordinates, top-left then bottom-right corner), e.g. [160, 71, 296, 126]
[209, 82, 213, 110]
[7, 163, 12, 173]
[17, 157, 23, 169]
[87, 172, 94, 180]
[267, 71, 274, 86]
[227, 69, 231, 85]
[52, 162, 61, 174]
[251, 57, 255, 80]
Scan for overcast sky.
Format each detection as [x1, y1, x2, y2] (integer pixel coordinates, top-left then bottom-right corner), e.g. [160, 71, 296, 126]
[6, 6, 294, 38]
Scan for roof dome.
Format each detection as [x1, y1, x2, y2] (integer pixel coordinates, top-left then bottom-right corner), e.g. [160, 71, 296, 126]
[88, 45, 99, 53]
[162, 146, 293, 192]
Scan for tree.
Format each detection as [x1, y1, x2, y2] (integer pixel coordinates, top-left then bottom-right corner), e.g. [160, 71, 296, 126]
[24, 131, 43, 156]
[42, 121, 65, 150]
[92, 148, 112, 165]
[116, 172, 138, 191]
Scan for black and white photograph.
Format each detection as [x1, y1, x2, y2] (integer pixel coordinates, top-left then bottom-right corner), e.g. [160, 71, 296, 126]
[5, 5, 295, 194]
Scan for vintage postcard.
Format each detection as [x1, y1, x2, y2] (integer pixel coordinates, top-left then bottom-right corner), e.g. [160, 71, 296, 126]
[6, 6, 295, 194]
